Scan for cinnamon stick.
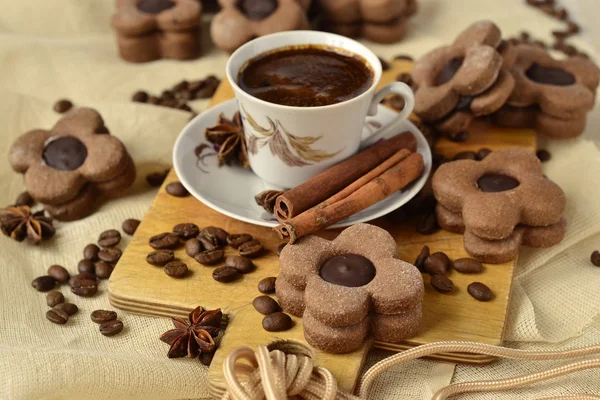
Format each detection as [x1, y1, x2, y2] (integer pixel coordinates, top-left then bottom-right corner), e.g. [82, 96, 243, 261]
[274, 132, 417, 222]
[274, 152, 424, 243]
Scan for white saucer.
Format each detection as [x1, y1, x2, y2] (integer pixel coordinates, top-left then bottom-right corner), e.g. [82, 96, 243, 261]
[173, 99, 432, 228]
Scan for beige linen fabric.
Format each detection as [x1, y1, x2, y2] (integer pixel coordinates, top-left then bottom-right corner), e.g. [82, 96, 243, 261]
[1, 0, 600, 399]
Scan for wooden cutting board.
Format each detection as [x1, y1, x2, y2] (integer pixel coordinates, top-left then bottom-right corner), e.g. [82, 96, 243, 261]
[108, 59, 537, 398]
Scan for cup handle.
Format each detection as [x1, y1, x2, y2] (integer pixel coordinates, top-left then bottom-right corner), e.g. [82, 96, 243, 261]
[359, 82, 415, 149]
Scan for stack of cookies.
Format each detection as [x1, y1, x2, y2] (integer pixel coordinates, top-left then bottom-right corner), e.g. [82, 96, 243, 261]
[432, 147, 567, 264]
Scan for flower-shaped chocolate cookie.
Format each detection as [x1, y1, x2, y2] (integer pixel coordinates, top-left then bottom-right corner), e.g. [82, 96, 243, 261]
[507, 45, 600, 120]
[432, 147, 565, 241]
[210, 0, 310, 53]
[9, 108, 136, 221]
[276, 223, 423, 354]
[412, 21, 515, 134]
[112, 0, 202, 63]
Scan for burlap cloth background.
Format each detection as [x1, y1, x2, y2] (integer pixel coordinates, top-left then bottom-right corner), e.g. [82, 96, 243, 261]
[1, 0, 600, 398]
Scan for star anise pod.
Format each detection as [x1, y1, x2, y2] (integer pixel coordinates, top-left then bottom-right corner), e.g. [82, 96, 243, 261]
[254, 190, 284, 214]
[205, 112, 250, 168]
[160, 306, 223, 359]
[0, 206, 55, 245]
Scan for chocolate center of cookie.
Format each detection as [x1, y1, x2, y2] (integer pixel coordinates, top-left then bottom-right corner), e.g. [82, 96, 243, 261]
[477, 174, 520, 192]
[435, 57, 464, 86]
[137, 0, 176, 14]
[525, 63, 575, 86]
[236, 0, 278, 21]
[319, 254, 376, 287]
[42, 137, 88, 171]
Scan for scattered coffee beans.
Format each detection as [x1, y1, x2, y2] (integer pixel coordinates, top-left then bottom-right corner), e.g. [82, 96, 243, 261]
[91, 310, 118, 324]
[53, 99, 73, 114]
[77, 259, 96, 275]
[149, 232, 180, 249]
[203, 227, 229, 245]
[99, 320, 124, 336]
[258, 277, 277, 294]
[164, 261, 188, 278]
[132, 90, 148, 102]
[475, 148, 492, 160]
[173, 223, 200, 240]
[227, 234, 253, 249]
[32, 276, 56, 292]
[195, 249, 225, 265]
[98, 229, 121, 247]
[226, 256, 255, 274]
[146, 170, 169, 187]
[212, 266, 240, 283]
[449, 131, 469, 142]
[55, 302, 78, 316]
[394, 54, 414, 61]
[46, 308, 69, 324]
[83, 244, 100, 261]
[414, 246, 430, 272]
[453, 258, 483, 274]
[198, 234, 219, 251]
[69, 272, 97, 286]
[253, 295, 282, 315]
[430, 275, 454, 293]
[70, 278, 98, 297]
[166, 181, 189, 197]
[47, 265, 70, 283]
[95, 261, 114, 279]
[591, 250, 600, 267]
[122, 218, 141, 235]
[536, 149, 551, 162]
[416, 213, 439, 235]
[15, 191, 34, 207]
[453, 151, 476, 161]
[378, 56, 390, 71]
[46, 291, 65, 307]
[424, 252, 450, 276]
[98, 247, 122, 263]
[238, 240, 264, 258]
[467, 282, 493, 301]
[262, 312, 292, 332]
[146, 250, 175, 266]
[185, 238, 203, 257]
[277, 243, 286, 256]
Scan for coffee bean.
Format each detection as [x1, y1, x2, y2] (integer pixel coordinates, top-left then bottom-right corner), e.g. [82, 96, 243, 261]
[394, 54, 414, 61]
[78, 259, 96, 275]
[83, 244, 100, 261]
[378, 56, 390, 71]
[185, 238, 203, 257]
[258, 277, 277, 294]
[226, 256, 255, 274]
[449, 131, 469, 142]
[591, 250, 600, 267]
[46, 291, 65, 307]
[475, 148, 492, 160]
[226, 234, 253, 249]
[122, 218, 141, 235]
[199, 351, 214, 366]
[414, 245, 430, 272]
[277, 243, 286, 256]
[238, 240, 264, 258]
[567, 21, 580, 34]
[70, 279, 98, 297]
[32, 276, 56, 292]
[99, 320, 124, 336]
[98, 229, 121, 247]
[132, 90, 148, 102]
[467, 282, 493, 301]
[430, 275, 454, 293]
[164, 261, 188, 278]
[91, 310, 118, 324]
[416, 212, 439, 235]
[253, 295, 281, 315]
[15, 191, 34, 207]
[195, 249, 225, 265]
[166, 181, 189, 197]
[212, 266, 240, 283]
[98, 247, 122, 263]
[95, 261, 114, 279]
[149, 232, 180, 249]
[146, 170, 169, 187]
[53, 99, 73, 113]
[47, 265, 70, 283]
[146, 250, 175, 266]
[198, 235, 219, 251]
[55, 302, 78, 316]
[46, 308, 69, 324]
[173, 223, 200, 240]
[69, 272, 97, 287]
[203, 226, 229, 245]
[453, 151, 476, 161]
[424, 252, 450, 275]
[453, 258, 483, 274]
[536, 149, 551, 162]
[262, 312, 292, 332]
[147, 96, 160, 105]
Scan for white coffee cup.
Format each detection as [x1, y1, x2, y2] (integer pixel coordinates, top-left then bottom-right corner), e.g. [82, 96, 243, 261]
[226, 30, 415, 188]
